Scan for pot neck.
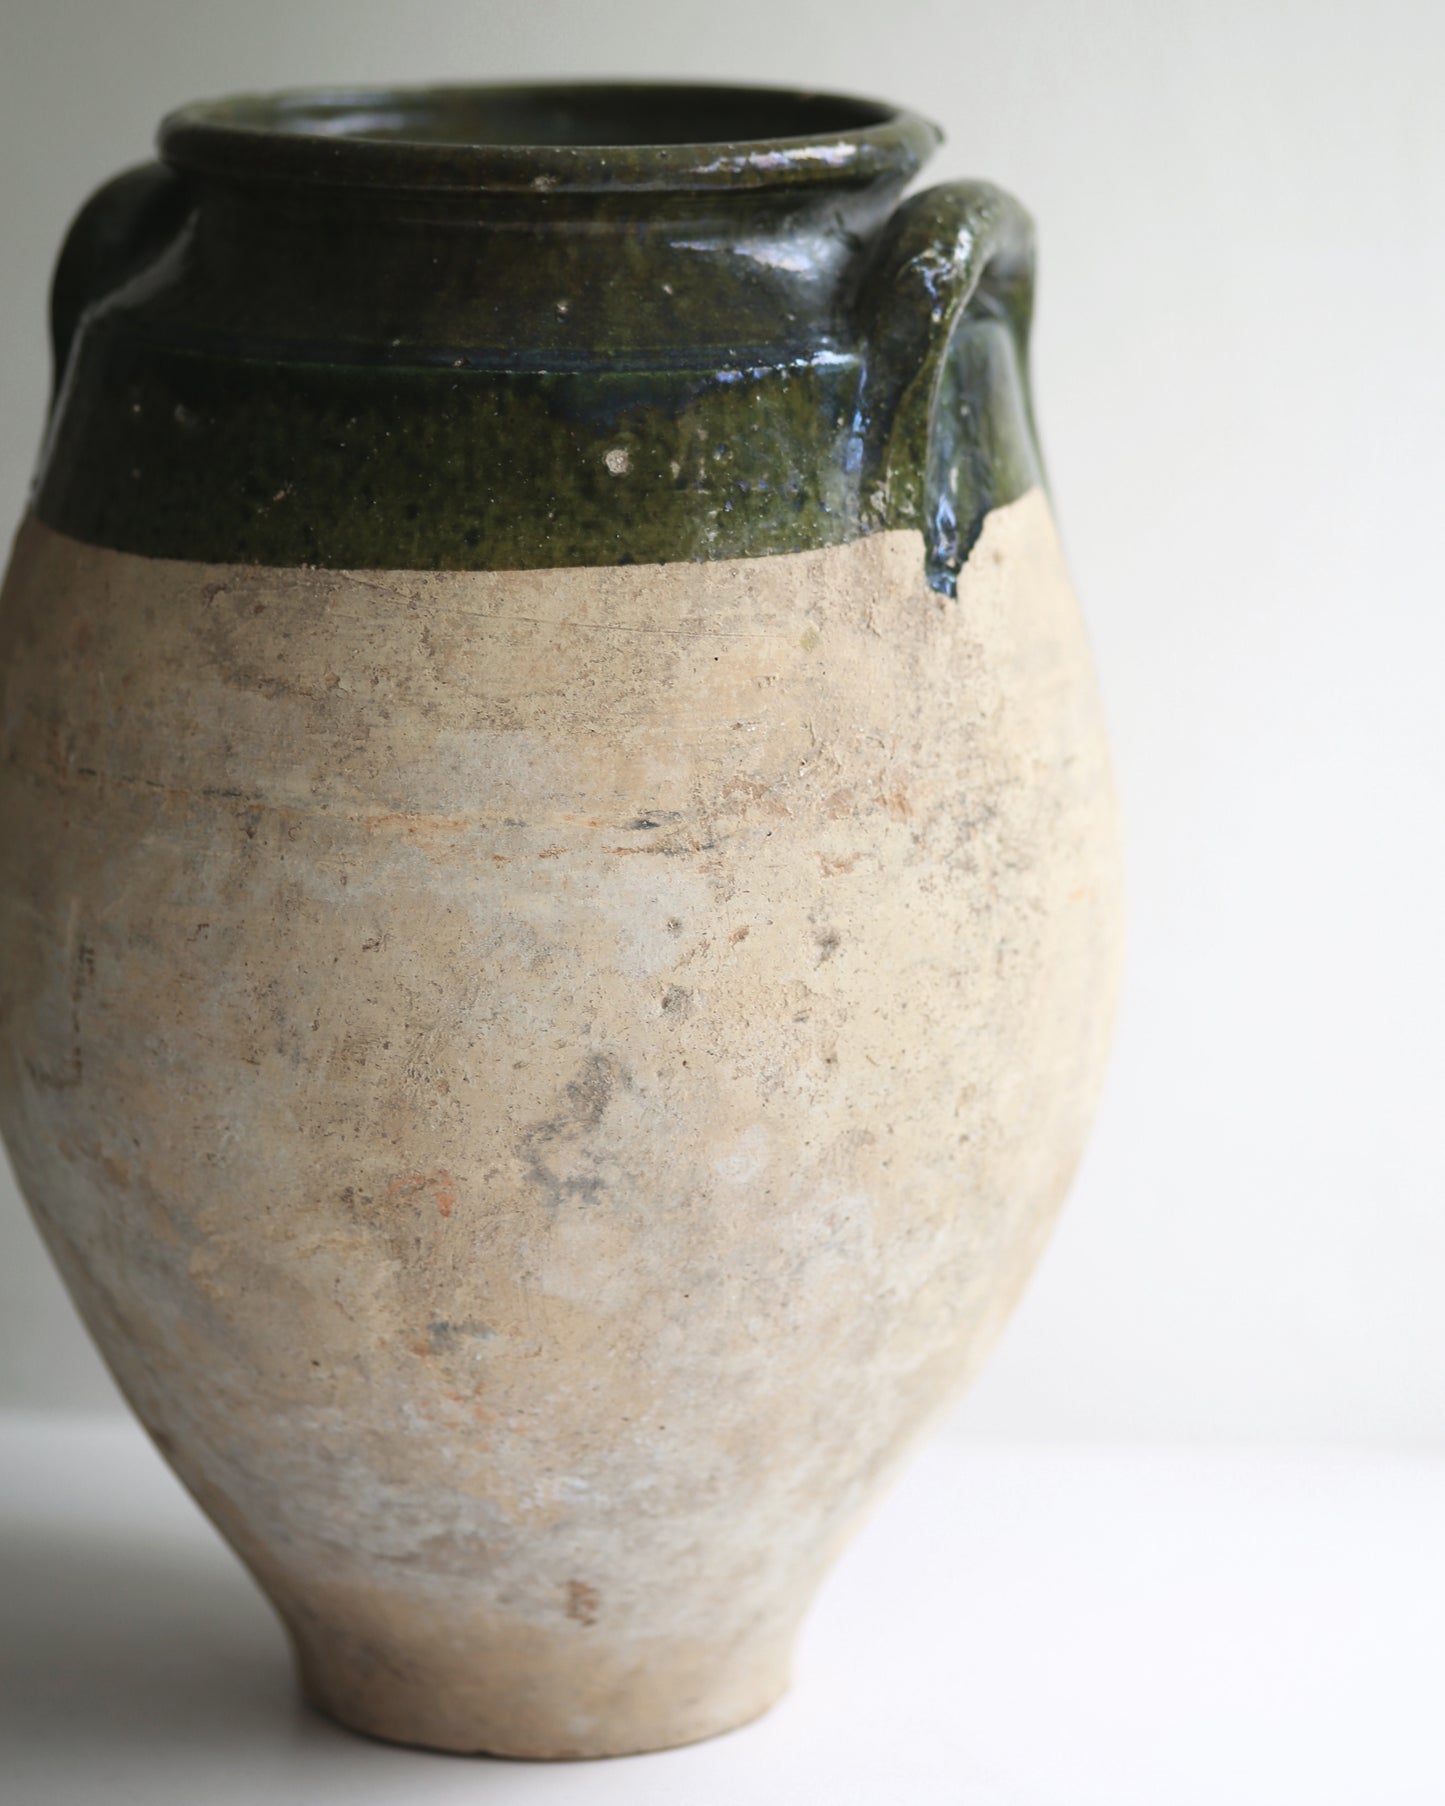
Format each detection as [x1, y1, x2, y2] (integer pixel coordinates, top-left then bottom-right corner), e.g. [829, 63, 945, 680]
[96, 83, 941, 368]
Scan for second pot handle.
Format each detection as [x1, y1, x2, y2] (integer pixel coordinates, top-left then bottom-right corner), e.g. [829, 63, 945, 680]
[853, 181, 1037, 592]
[49, 161, 193, 413]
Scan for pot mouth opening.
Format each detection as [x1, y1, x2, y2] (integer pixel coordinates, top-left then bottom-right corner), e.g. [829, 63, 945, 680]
[159, 81, 941, 194]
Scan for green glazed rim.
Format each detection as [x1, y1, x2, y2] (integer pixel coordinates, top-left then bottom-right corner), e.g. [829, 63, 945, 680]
[157, 80, 942, 194]
[41, 82, 1039, 590]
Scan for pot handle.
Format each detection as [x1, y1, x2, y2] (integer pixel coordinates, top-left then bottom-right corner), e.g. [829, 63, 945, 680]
[853, 181, 1038, 594]
[49, 162, 193, 411]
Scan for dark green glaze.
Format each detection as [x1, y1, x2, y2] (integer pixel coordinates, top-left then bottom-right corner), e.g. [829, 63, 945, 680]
[34, 83, 1043, 595]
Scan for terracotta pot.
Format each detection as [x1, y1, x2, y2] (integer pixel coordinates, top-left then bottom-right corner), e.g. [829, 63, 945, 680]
[0, 83, 1122, 1758]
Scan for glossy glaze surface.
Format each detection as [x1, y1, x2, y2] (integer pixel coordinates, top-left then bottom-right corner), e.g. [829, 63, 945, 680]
[38, 83, 1038, 588]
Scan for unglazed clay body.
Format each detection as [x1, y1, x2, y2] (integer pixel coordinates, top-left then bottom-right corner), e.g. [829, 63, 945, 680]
[0, 85, 1121, 1757]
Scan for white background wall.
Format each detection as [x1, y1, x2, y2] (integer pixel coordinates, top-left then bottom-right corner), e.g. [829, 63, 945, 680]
[1, 0, 1440, 1441]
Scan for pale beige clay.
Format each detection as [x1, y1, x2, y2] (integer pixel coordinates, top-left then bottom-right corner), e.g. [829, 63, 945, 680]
[0, 491, 1122, 1757]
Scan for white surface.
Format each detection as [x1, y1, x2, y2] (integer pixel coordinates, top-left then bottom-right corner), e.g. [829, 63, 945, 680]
[2, 0, 1444, 1442]
[2, 1413, 1443, 1804]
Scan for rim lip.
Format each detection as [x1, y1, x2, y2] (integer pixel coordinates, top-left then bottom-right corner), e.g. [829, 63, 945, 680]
[158, 80, 942, 194]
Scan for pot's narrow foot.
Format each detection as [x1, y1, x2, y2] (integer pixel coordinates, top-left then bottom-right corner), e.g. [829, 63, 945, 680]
[290, 1615, 793, 1760]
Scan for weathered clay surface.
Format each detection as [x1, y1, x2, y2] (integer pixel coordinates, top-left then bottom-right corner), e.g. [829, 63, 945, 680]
[0, 489, 1121, 1757]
